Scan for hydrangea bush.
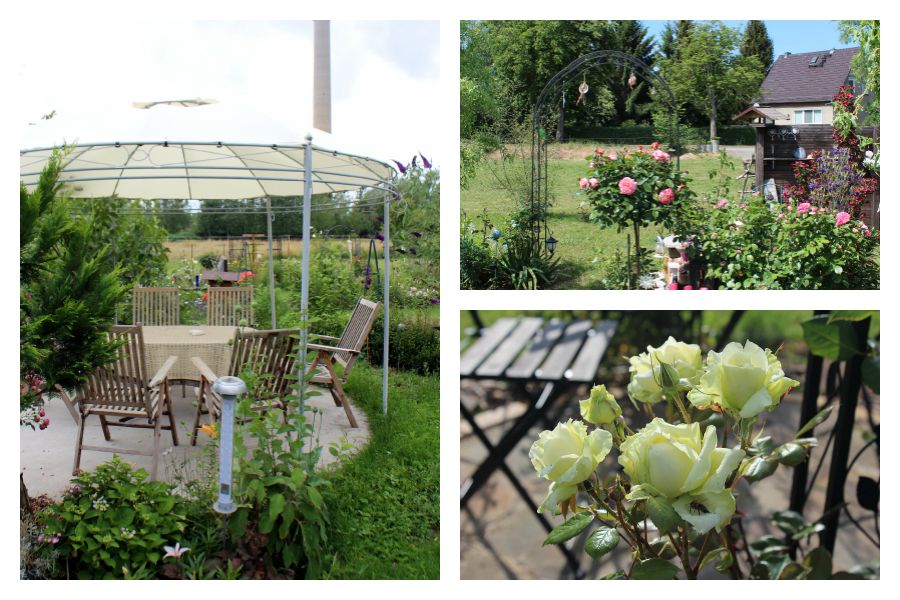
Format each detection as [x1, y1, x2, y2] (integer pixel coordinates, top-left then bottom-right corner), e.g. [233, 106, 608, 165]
[530, 337, 843, 580]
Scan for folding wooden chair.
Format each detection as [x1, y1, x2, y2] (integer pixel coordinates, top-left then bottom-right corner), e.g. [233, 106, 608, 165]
[132, 287, 180, 326]
[190, 328, 298, 444]
[206, 286, 254, 327]
[61, 325, 178, 480]
[307, 298, 381, 428]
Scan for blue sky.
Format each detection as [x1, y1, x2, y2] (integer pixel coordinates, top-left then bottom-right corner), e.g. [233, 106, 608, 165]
[643, 20, 853, 60]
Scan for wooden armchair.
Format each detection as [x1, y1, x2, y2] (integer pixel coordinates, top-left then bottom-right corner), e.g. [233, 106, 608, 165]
[132, 287, 180, 326]
[207, 286, 254, 327]
[307, 298, 381, 428]
[59, 325, 178, 480]
[190, 328, 298, 444]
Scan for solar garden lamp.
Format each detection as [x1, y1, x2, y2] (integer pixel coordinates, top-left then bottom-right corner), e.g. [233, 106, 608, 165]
[212, 375, 247, 514]
[545, 236, 558, 255]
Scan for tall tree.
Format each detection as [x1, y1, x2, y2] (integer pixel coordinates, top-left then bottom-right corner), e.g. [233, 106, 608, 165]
[485, 20, 615, 141]
[659, 21, 764, 143]
[741, 20, 774, 72]
[839, 20, 880, 124]
[659, 22, 677, 59]
[608, 20, 656, 124]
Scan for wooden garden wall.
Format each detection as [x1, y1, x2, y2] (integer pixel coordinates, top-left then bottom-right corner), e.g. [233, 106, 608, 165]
[756, 124, 880, 228]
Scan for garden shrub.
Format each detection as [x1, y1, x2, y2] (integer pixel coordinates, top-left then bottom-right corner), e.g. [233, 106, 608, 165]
[38, 457, 188, 579]
[691, 196, 879, 290]
[197, 252, 219, 269]
[367, 313, 440, 375]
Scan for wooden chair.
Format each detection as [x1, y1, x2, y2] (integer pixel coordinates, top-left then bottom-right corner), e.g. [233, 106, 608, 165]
[132, 287, 180, 326]
[60, 325, 179, 480]
[307, 298, 381, 429]
[190, 328, 299, 445]
[207, 286, 254, 327]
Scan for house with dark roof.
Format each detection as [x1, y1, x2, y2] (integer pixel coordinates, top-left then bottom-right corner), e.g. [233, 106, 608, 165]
[736, 47, 861, 126]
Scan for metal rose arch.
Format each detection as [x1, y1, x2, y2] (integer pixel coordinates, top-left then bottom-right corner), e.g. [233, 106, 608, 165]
[530, 50, 680, 254]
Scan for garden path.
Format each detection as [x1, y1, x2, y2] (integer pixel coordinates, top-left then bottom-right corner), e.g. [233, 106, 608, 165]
[21, 385, 370, 499]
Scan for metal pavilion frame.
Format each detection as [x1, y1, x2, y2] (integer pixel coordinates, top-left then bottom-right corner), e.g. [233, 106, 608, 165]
[20, 137, 400, 415]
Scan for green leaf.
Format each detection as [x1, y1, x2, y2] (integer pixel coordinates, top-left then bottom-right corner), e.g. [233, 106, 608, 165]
[646, 497, 679, 533]
[803, 547, 833, 580]
[802, 317, 859, 361]
[795, 404, 834, 438]
[776, 443, 807, 466]
[585, 526, 620, 560]
[697, 546, 728, 573]
[862, 356, 879, 393]
[268, 493, 285, 519]
[827, 310, 876, 323]
[600, 569, 626, 580]
[742, 456, 778, 483]
[631, 558, 681, 580]
[749, 435, 775, 456]
[542, 512, 593, 546]
[771, 510, 805, 536]
[779, 562, 808, 579]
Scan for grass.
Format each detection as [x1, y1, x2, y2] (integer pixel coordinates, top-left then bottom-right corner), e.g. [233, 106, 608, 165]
[462, 143, 745, 289]
[323, 361, 439, 579]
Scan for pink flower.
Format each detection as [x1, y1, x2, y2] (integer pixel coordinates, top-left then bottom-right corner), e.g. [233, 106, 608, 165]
[163, 542, 191, 559]
[810, 207, 818, 215]
[578, 177, 589, 190]
[658, 188, 675, 204]
[618, 177, 637, 195]
[595, 148, 604, 155]
[865, 230, 872, 237]
[835, 211, 851, 227]
[650, 141, 661, 150]
[739, 203, 747, 209]
[777, 213, 785, 219]
[699, 287, 709, 290]
[651, 149, 670, 162]
[608, 152, 618, 160]
[589, 161, 596, 168]
[797, 202, 811, 214]
[589, 178, 599, 189]
[683, 285, 693, 290]
[715, 199, 728, 209]
[668, 282, 679, 290]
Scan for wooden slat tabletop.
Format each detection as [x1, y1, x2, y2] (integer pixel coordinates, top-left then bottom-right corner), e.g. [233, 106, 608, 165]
[504, 320, 567, 380]
[475, 317, 544, 378]
[459, 318, 519, 376]
[564, 320, 617, 382]
[534, 320, 593, 380]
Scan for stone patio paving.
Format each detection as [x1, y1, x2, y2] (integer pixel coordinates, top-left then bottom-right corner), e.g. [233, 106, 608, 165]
[21, 385, 370, 499]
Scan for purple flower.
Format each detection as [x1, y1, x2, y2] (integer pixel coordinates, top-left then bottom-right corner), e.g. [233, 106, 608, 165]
[391, 160, 407, 174]
[429, 297, 440, 304]
[419, 152, 432, 169]
[411, 155, 418, 169]
[376, 233, 385, 241]
[409, 248, 417, 255]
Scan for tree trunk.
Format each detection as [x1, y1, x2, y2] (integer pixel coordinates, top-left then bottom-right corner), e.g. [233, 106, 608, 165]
[709, 86, 719, 151]
[21, 472, 32, 516]
[633, 220, 641, 289]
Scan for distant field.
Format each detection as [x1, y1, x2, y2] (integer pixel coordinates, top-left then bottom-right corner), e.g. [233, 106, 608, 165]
[165, 237, 370, 262]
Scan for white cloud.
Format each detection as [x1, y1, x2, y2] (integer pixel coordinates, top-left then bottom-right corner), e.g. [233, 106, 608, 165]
[19, 20, 440, 166]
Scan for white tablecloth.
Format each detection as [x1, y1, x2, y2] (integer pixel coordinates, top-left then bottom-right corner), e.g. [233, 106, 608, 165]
[142, 325, 241, 381]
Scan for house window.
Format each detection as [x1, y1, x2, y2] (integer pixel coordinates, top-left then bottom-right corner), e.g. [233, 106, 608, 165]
[793, 109, 822, 124]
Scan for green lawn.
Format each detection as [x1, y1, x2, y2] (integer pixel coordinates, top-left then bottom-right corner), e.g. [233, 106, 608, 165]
[324, 361, 439, 579]
[462, 143, 745, 289]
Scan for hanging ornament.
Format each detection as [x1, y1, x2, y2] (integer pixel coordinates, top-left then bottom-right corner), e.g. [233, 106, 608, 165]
[628, 72, 637, 90]
[576, 79, 589, 106]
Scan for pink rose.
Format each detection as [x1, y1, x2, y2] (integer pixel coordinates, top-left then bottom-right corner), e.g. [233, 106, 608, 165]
[658, 188, 675, 204]
[835, 211, 851, 227]
[810, 207, 818, 215]
[683, 285, 693, 290]
[579, 177, 589, 190]
[595, 148, 604, 155]
[618, 177, 637, 195]
[651, 149, 670, 162]
[668, 282, 679, 290]
[865, 230, 872, 237]
[699, 287, 709, 291]
[609, 152, 618, 160]
[777, 213, 785, 219]
[589, 178, 599, 189]
[715, 199, 728, 209]
[797, 202, 811, 213]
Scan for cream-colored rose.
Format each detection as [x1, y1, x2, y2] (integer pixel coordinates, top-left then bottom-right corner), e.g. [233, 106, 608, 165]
[687, 341, 799, 418]
[530, 419, 613, 512]
[627, 337, 702, 404]
[618, 418, 744, 534]
[579, 384, 622, 425]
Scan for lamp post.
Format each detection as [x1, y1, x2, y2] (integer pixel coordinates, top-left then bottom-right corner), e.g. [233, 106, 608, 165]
[212, 375, 247, 515]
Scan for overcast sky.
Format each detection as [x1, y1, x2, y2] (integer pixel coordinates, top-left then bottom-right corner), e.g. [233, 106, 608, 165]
[18, 20, 440, 166]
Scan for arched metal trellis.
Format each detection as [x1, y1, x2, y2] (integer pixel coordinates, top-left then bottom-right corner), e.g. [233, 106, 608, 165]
[530, 50, 681, 255]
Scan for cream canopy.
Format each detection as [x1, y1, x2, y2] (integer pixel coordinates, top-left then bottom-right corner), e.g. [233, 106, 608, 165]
[19, 141, 395, 200]
[20, 139, 399, 416]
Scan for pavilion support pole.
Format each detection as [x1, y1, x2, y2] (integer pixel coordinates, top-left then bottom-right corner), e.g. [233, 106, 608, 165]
[382, 189, 390, 416]
[298, 135, 314, 413]
[266, 197, 277, 329]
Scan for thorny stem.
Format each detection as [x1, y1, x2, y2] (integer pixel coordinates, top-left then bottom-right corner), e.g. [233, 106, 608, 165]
[692, 529, 714, 577]
[667, 531, 693, 579]
[720, 528, 744, 579]
[670, 390, 692, 424]
[735, 516, 755, 568]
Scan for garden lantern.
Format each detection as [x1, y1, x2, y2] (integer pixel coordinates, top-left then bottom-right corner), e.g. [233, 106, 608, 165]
[212, 375, 247, 514]
[545, 235, 558, 254]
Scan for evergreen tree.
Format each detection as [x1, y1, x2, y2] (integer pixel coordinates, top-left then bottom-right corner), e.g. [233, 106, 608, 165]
[741, 20, 774, 72]
[20, 150, 125, 422]
[608, 20, 656, 124]
[674, 20, 694, 57]
[659, 22, 677, 59]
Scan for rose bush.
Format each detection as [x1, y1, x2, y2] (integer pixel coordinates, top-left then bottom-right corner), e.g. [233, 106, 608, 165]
[529, 335, 845, 579]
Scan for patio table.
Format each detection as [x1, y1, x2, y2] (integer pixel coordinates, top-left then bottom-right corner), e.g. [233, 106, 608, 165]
[143, 325, 244, 382]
